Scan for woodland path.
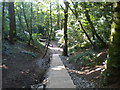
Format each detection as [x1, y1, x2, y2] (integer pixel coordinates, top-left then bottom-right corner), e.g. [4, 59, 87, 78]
[46, 41, 76, 88]
[48, 41, 62, 54]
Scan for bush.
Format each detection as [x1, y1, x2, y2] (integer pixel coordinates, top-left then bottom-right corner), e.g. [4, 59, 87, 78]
[32, 33, 45, 49]
[69, 49, 97, 67]
[16, 32, 29, 41]
[68, 44, 80, 54]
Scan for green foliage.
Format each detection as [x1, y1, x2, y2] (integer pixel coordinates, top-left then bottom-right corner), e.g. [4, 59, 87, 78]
[68, 44, 80, 54]
[16, 32, 29, 41]
[68, 2, 112, 48]
[32, 33, 45, 49]
[69, 49, 96, 67]
[80, 41, 91, 48]
[68, 41, 92, 55]
[3, 2, 112, 47]
[3, 1, 112, 58]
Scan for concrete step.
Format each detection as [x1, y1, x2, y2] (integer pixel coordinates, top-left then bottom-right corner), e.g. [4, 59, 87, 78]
[46, 54, 76, 89]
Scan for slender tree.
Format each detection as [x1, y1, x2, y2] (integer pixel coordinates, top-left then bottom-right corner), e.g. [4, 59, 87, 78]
[16, 3, 24, 34]
[8, 2, 16, 44]
[22, 2, 29, 34]
[105, 1, 120, 84]
[85, 10, 107, 47]
[50, 1, 53, 40]
[57, 3, 60, 29]
[68, 4, 95, 49]
[2, 2, 5, 38]
[22, 2, 33, 45]
[42, 1, 53, 58]
[62, 1, 69, 56]
[28, 2, 33, 45]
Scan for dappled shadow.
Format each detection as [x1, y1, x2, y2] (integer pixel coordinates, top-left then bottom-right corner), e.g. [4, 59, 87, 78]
[67, 65, 105, 75]
[66, 65, 105, 87]
[49, 47, 63, 52]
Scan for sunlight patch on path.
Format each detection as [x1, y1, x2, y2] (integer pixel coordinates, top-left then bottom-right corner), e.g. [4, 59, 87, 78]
[48, 46, 63, 52]
[51, 66, 65, 71]
[48, 41, 63, 54]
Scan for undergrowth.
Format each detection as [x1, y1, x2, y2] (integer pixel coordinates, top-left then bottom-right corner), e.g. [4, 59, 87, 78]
[69, 49, 102, 67]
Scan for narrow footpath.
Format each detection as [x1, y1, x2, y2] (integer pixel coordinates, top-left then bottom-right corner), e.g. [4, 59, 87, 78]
[46, 41, 76, 88]
[45, 41, 96, 89]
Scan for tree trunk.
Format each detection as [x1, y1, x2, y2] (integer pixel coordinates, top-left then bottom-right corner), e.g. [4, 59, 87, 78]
[68, 5, 95, 49]
[8, 2, 16, 44]
[22, 2, 32, 45]
[50, 1, 53, 40]
[22, 2, 29, 33]
[78, 20, 95, 49]
[16, 4, 25, 34]
[57, 4, 60, 30]
[105, 1, 120, 84]
[28, 2, 33, 46]
[63, 2, 69, 56]
[2, 2, 5, 38]
[42, 1, 53, 58]
[85, 10, 107, 47]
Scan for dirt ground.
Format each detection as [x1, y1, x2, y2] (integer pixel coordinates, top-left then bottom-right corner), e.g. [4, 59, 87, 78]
[2, 40, 50, 88]
[2, 40, 119, 89]
[61, 49, 120, 88]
